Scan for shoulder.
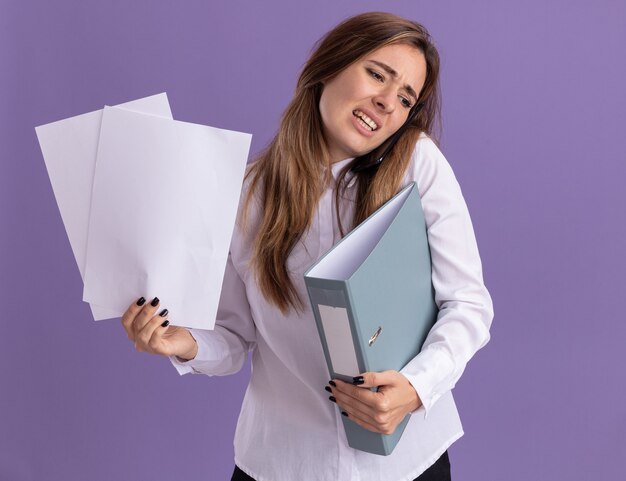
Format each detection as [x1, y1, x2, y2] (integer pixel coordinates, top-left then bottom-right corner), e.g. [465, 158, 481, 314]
[414, 132, 442, 156]
[404, 133, 461, 198]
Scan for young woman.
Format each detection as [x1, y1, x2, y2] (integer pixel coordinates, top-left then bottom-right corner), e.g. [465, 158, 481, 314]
[121, 12, 493, 481]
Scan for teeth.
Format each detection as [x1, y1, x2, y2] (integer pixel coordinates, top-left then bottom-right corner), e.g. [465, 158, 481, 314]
[357, 117, 372, 131]
[353, 110, 378, 131]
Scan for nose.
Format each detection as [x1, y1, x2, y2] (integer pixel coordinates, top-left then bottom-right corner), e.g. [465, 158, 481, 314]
[372, 87, 396, 114]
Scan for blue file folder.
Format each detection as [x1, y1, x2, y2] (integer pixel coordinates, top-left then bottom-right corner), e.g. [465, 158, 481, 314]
[304, 182, 438, 456]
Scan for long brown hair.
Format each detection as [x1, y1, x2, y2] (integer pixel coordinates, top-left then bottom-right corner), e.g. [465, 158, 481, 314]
[244, 12, 441, 312]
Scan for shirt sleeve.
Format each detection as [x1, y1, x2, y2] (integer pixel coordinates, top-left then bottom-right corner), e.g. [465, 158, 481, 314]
[399, 137, 494, 418]
[169, 251, 257, 376]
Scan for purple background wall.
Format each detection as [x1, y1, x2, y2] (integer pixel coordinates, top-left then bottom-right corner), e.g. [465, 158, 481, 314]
[1, 0, 624, 479]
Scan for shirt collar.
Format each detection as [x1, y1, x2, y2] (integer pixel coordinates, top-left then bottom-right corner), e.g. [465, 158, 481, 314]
[330, 157, 357, 187]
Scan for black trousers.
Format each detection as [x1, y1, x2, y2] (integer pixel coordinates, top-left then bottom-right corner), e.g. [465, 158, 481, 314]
[230, 450, 451, 481]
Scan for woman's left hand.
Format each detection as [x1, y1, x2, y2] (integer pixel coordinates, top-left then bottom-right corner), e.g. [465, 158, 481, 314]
[328, 371, 422, 435]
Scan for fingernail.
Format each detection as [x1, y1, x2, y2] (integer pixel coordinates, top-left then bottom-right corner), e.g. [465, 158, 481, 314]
[325, 386, 332, 393]
[329, 396, 336, 403]
[161, 320, 170, 327]
[352, 376, 364, 385]
[159, 308, 168, 317]
[341, 411, 349, 417]
[136, 297, 146, 306]
[150, 297, 159, 307]
[329, 380, 337, 387]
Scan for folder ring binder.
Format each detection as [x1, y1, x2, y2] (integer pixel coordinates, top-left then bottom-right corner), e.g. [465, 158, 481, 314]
[369, 327, 382, 346]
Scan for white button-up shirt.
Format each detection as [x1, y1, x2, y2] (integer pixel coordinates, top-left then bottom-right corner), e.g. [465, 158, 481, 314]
[171, 135, 494, 481]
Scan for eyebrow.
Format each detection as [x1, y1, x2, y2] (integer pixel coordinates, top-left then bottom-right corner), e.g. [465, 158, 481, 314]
[368, 60, 419, 102]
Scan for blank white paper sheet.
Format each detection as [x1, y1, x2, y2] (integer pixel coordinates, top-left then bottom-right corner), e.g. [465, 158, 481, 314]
[35, 93, 173, 320]
[82, 106, 251, 330]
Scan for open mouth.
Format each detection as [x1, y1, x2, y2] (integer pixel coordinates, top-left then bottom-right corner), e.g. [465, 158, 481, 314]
[352, 110, 378, 131]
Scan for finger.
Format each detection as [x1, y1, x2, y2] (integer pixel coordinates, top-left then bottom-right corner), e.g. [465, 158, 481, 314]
[338, 405, 384, 434]
[353, 371, 399, 389]
[121, 296, 148, 341]
[331, 388, 401, 435]
[332, 370, 404, 408]
[332, 378, 402, 422]
[146, 310, 172, 355]
[146, 319, 172, 356]
[136, 308, 169, 353]
[132, 297, 161, 337]
[332, 379, 380, 408]
[329, 381, 382, 420]
[332, 391, 379, 424]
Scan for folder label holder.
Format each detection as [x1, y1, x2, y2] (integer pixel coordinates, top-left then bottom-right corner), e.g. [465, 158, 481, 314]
[318, 304, 360, 378]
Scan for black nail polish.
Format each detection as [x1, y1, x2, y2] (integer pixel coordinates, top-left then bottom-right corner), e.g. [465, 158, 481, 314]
[150, 297, 159, 307]
[161, 320, 170, 327]
[159, 308, 168, 317]
[329, 396, 336, 403]
[329, 380, 337, 387]
[325, 386, 332, 393]
[136, 297, 146, 306]
[341, 411, 349, 417]
[352, 376, 364, 385]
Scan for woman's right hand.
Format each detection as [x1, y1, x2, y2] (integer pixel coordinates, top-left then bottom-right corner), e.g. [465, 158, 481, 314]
[121, 297, 198, 361]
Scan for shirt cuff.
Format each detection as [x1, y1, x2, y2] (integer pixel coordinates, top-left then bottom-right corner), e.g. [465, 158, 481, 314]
[167, 329, 224, 376]
[400, 347, 455, 419]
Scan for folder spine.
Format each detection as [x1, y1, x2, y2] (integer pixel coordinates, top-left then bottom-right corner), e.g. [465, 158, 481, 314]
[306, 278, 406, 455]
[306, 278, 358, 384]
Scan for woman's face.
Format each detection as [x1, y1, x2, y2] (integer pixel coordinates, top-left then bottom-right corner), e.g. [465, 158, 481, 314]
[319, 43, 427, 163]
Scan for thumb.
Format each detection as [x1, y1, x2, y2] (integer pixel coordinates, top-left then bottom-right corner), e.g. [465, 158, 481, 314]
[354, 370, 399, 389]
